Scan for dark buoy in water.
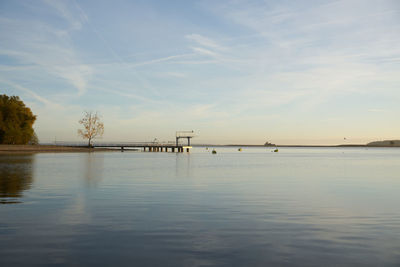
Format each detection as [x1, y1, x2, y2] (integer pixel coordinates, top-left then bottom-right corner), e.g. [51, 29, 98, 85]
[274, 148, 279, 152]
[238, 148, 242, 151]
[212, 149, 217, 154]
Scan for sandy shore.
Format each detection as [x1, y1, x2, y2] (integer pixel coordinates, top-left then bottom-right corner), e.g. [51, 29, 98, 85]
[0, 145, 113, 153]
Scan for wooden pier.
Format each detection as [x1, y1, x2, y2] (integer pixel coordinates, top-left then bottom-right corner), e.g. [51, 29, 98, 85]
[142, 145, 192, 153]
[91, 143, 192, 152]
[55, 131, 195, 153]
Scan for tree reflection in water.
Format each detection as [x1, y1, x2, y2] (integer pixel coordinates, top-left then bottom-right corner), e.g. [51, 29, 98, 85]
[84, 152, 104, 187]
[0, 154, 34, 204]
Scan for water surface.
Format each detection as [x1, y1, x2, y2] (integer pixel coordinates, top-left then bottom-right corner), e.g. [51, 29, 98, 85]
[1, 147, 400, 266]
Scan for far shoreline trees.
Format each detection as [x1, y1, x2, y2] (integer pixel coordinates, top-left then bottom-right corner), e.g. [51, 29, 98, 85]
[78, 111, 104, 147]
[0, 94, 37, 145]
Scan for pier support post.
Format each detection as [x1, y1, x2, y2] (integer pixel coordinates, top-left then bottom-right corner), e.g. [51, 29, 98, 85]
[172, 147, 175, 152]
[186, 148, 189, 152]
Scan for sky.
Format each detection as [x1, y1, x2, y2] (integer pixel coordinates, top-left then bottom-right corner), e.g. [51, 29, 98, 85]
[0, 0, 399, 145]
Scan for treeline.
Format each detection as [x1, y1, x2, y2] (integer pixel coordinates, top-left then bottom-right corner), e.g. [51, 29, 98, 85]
[367, 140, 400, 147]
[0, 94, 38, 145]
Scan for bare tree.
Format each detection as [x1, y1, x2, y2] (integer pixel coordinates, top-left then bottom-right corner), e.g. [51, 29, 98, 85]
[78, 111, 104, 147]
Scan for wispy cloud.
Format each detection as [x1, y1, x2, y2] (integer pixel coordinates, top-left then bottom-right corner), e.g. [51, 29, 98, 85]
[0, 78, 51, 105]
[42, 0, 86, 30]
[0, 3, 92, 97]
[195, 0, 400, 109]
[131, 54, 193, 67]
[1, 0, 399, 144]
[190, 47, 218, 57]
[186, 34, 226, 51]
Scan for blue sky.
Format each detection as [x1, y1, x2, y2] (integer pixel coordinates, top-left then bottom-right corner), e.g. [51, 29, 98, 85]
[1, 0, 399, 144]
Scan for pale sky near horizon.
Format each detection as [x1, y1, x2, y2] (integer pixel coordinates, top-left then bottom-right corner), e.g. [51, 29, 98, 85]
[1, 0, 399, 145]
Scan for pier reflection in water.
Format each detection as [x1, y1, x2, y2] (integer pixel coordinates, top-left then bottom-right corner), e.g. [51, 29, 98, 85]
[0, 148, 400, 266]
[0, 154, 34, 204]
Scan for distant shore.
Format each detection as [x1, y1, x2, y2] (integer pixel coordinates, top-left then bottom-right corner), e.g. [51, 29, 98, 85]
[193, 143, 400, 148]
[193, 144, 367, 148]
[0, 145, 112, 153]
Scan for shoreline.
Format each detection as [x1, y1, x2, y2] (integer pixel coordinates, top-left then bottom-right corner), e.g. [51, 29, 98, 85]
[0, 145, 114, 153]
[193, 144, 400, 148]
[1, 144, 399, 153]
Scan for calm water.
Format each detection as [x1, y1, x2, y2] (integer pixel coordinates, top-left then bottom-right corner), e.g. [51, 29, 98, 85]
[1, 147, 400, 266]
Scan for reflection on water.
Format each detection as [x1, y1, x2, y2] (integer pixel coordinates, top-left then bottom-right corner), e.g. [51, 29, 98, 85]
[83, 152, 104, 187]
[0, 148, 400, 266]
[0, 154, 34, 204]
[175, 152, 191, 178]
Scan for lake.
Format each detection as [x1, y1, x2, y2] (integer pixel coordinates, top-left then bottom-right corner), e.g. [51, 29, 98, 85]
[1, 147, 400, 266]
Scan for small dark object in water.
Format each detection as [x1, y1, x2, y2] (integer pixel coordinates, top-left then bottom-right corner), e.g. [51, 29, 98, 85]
[212, 149, 217, 154]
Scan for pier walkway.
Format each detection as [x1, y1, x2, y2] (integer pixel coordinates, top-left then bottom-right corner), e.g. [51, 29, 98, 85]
[54, 130, 195, 152]
[53, 142, 192, 152]
[95, 142, 191, 152]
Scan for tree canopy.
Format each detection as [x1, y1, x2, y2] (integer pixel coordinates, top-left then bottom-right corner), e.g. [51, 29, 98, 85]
[0, 94, 37, 145]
